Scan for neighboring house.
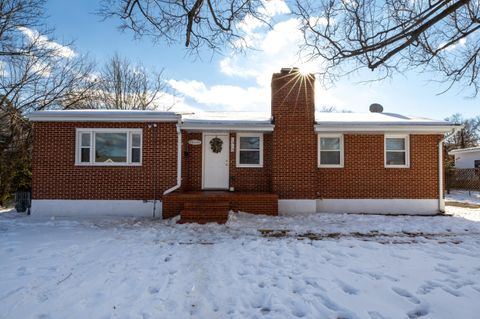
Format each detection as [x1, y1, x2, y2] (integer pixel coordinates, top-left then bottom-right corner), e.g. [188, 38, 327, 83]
[449, 147, 480, 169]
[28, 68, 460, 219]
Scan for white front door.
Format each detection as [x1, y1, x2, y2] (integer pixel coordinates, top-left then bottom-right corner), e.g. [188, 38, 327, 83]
[203, 133, 229, 189]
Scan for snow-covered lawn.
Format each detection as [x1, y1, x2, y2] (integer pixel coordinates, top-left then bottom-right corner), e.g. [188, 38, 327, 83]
[1, 205, 480, 318]
[446, 190, 480, 206]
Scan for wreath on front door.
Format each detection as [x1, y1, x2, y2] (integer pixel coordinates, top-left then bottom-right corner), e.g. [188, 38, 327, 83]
[210, 137, 223, 153]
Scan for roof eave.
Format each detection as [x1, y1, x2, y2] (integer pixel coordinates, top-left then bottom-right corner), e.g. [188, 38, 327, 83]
[449, 148, 480, 155]
[27, 111, 180, 122]
[314, 124, 459, 133]
[180, 122, 275, 132]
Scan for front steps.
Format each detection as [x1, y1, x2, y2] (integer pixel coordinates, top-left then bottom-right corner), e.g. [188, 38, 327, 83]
[163, 191, 279, 223]
[178, 201, 230, 224]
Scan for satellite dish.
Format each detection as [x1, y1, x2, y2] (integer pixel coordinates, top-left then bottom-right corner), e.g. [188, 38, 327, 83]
[369, 103, 383, 113]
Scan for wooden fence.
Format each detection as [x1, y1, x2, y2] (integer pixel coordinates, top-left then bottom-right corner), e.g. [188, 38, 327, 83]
[446, 168, 480, 192]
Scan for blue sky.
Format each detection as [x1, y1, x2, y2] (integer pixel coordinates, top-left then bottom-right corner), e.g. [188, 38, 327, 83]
[45, 0, 478, 119]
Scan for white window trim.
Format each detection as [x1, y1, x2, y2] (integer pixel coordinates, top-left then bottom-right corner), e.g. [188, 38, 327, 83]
[236, 133, 264, 168]
[318, 133, 344, 168]
[75, 128, 143, 166]
[384, 134, 410, 168]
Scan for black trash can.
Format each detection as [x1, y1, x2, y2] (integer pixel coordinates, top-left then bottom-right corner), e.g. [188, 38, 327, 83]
[15, 191, 31, 214]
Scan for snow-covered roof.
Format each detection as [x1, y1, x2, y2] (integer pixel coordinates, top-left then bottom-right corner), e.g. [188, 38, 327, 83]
[315, 112, 459, 133]
[27, 109, 460, 133]
[28, 110, 180, 122]
[180, 112, 274, 132]
[315, 112, 450, 125]
[449, 146, 480, 155]
[182, 111, 271, 122]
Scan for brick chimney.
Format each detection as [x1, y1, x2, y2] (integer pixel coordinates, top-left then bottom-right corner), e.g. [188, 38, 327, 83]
[271, 68, 317, 199]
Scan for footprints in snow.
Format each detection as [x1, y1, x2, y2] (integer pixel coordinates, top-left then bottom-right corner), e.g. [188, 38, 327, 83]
[434, 263, 459, 275]
[391, 287, 431, 318]
[368, 311, 387, 319]
[148, 287, 159, 295]
[347, 268, 399, 282]
[407, 306, 430, 319]
[335, 279, 359, 295]
[391, 287, 421, 304]
[16, 266, 27, 276]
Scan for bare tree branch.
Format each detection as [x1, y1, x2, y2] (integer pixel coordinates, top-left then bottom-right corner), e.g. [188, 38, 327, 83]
[0, 0, 96, 203]
[294, 0, 480, 95]
[99, 0, 480, 94]
[98, 0, 268, 53]
[71, 53, 173, 111]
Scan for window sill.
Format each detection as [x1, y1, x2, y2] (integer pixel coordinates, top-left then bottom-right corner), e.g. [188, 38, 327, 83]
[384, 165, 410, 169]
[318, 165, 344, 168]
[75, 163, 142, 167]
[236, 164, 263, 168]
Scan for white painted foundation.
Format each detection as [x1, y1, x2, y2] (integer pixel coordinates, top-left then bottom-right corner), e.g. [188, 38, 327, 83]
[31, 200, 162, 218]
[279, 200, 317, 215]
[279, 199, 439, 215]
[316, 199, 439, 215]
[32, 198, 440, 218]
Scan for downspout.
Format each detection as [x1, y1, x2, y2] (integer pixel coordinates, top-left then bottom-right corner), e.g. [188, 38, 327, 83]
[149, 123, 158, 218]
[438, 127, 461, 213]
[163, 119, 182, 196]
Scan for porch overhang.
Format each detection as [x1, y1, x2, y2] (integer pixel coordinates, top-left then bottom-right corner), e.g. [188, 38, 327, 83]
[180, 120, 275, 132]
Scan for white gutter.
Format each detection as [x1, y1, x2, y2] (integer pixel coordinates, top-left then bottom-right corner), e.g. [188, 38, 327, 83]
[438, 127, 462, 213]
[180, 122, 274, 132]
[28, 110, 180, 122]
[314, 124, 457, 133]
[163, 121, 182, 196]
[449, 147, 480, 155]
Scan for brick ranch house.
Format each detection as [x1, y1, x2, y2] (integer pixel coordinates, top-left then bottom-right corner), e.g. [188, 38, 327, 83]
[28, 68, 460, 220]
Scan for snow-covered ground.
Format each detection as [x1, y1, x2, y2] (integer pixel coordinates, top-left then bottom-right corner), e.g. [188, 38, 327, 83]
[1, 203, 480, 318]
[446, 190, 480, 206]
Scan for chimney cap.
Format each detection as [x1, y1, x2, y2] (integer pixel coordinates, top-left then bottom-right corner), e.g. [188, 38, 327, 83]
[369, 103, 383, 113]
[280, 67, 300, 74]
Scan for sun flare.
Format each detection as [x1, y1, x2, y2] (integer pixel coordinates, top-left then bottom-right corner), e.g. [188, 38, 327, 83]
[297, 64, 317, 75]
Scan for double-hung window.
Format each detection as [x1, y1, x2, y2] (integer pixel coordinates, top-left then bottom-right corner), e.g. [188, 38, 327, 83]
[318, 134, 344, 167]
[385, 134, 409, 168]
[236, 133, 263, 167]
[76, 129, 142, 166]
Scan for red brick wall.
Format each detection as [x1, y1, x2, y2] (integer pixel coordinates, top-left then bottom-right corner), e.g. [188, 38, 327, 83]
[317, 134, 442, 199]
[229, 133, 272, 192]
[271, 71, 317, 198]
[269, 69, 440, 200]
[182, 132, 202, 191]
[181, 132, 272, 192]
[32, 122, 178, 200]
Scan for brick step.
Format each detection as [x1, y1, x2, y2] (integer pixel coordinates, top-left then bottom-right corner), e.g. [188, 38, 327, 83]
[162, 192, 279, 219]
[177, 217, 228, 224]
[180, 209, 229, 220]
[184, 201, 230, 211]
[180, 201, 229, 224]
